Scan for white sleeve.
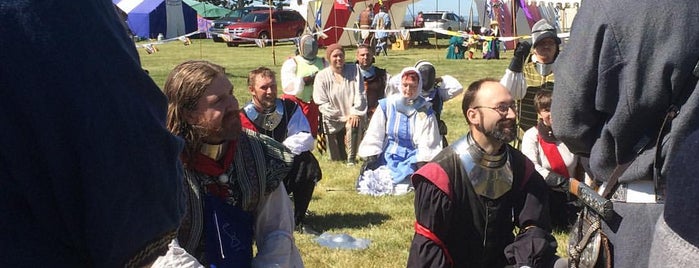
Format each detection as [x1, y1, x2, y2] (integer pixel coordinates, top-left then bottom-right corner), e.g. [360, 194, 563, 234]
[358, 103, 387, 158]
[386, 74, 401, 96]
[313, 71, 340, 117]
[500, 69, 527, 100]
[436, 75, 463, 101]
[521, 127, 552, 179]
[415, 113, 443, 162]
[281, 58, 304, 96]
[252, 184, 304, 268]
[351, 67, 367, 116]
[283, 107, 314, 154]
[150, 239, 204, 268]
[383, 72, 393, 96]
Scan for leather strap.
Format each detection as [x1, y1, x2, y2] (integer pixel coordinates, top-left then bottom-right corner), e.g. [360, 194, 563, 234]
[601, 162, 631, 200]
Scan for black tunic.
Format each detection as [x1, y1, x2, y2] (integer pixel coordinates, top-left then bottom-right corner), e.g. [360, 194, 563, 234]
[408, 141, 550, 267]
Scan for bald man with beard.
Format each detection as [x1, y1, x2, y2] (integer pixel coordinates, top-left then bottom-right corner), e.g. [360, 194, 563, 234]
[408, 78, 565, 268]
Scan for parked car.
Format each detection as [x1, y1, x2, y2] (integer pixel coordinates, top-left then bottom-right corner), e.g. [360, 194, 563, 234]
[422, 11, 466, 37]
[210, 6, 271, 42]
[223, 9, 305, 47]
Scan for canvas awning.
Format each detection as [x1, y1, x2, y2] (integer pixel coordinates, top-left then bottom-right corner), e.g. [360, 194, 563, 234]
[182, 0, 232, 19]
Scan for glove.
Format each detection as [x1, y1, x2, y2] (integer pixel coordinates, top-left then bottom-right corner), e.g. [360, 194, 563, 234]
[504, 226, 558, 268]
[508, 41, 532, 73]
[361, 155, 381, 172]
[544, 172, 569, 192]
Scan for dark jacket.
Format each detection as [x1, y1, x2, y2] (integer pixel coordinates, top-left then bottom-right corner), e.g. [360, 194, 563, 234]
[552, 0, 699, 184]
[407, 137, 551, 267]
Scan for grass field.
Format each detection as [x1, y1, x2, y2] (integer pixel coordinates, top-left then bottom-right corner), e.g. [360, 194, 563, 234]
[139, 39, 567, 267]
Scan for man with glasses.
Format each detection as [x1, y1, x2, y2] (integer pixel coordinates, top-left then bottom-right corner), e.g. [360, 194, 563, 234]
[500, 19, 561, 137]
[408, 78, 565, 268]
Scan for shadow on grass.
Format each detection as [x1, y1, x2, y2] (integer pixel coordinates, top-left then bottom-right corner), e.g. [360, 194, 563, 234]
[307, 212, 391, 230]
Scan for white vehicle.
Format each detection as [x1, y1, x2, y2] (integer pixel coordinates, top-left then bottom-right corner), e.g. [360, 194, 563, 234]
[422, 11, 466, 32]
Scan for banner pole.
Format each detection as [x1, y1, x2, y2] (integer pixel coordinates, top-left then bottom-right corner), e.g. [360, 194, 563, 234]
[269, 2, 276, 65]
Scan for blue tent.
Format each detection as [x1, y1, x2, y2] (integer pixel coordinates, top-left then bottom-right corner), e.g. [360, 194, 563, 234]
[114, 0, 197, 39]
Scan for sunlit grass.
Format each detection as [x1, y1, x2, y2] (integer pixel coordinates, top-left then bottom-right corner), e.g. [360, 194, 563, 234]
[140, 39, 567, 267]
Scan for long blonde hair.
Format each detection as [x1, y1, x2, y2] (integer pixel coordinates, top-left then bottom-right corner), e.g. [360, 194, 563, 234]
[164, 60, 226, 165]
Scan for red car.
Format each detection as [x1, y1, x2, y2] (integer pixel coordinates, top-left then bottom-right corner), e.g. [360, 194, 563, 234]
[224, 9, 306, 47]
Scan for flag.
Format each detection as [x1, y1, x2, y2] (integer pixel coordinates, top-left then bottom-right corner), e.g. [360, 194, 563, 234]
[314, 1, 322, 30]
[334, 0, 349, 10]
[485, 0, 493, 20]
[518, 0, 534, 20]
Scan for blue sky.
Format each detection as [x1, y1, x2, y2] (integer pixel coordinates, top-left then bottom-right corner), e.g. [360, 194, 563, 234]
[404, 0, 480, 24]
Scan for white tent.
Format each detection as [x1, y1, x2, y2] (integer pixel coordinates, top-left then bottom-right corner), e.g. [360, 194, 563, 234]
[290, 0, 418, 46]
[473, 0, 580, 48]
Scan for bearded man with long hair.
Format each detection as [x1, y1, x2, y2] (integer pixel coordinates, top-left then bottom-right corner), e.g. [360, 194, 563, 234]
[164, 60, 303, 267]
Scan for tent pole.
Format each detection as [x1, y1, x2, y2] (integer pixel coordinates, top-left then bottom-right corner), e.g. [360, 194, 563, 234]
[269, 2, 276, 65]
[512, 0, 517, 49]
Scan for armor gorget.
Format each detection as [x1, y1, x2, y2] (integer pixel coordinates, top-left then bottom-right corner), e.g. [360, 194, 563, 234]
[535, 62, 554, 76]
[200, 142, 228, 161]
[243, 99, 284, 131]
[453, 134, 513, 199]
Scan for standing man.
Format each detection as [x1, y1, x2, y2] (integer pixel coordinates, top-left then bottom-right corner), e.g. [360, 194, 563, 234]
[165, 61, 303, 267]
[372, 5, 391, 56]
[552, 0, 699, 267]
[356, 43, 391, 121]
[281, 34, 327, 137]
[500, 19, 560, 134]
[357, 5, 374, 45]
[0, 0, 190, 266]
[241, 67, 322, 235]
[408, 79, 564, 268]
[313, 44, 367, 165]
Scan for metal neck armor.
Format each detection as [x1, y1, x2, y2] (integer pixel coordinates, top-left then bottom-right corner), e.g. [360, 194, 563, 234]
[534, 61, 554, 76]
[243, 99, 284, 131]
[453, 134, 513, 199]
[200, 141, 229, 161]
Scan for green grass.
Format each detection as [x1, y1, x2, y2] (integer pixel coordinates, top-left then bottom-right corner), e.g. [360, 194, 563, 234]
[139, 39, 567, 267]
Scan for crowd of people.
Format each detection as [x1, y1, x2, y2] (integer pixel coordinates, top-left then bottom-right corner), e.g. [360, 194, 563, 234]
[3, 0, 698, 267]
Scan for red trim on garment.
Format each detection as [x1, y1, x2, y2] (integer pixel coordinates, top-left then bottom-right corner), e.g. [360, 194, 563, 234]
[537, 135, 571, 178]
[191, 141, 237, 177]
[281, 94, 319, 137]
[413, 163, 453, 200]
[414, 221, 454, 267]
[239, 111, 258, 132]
[191, 141, 238, 200]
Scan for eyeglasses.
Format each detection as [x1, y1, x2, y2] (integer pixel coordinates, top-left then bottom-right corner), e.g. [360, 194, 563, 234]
[471, 103, 518, 115]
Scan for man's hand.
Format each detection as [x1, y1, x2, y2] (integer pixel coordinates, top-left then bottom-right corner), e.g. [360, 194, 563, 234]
[508, 41, 532, 73]
[435, 77, 443, 85]
[347, 115, 361, 128]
